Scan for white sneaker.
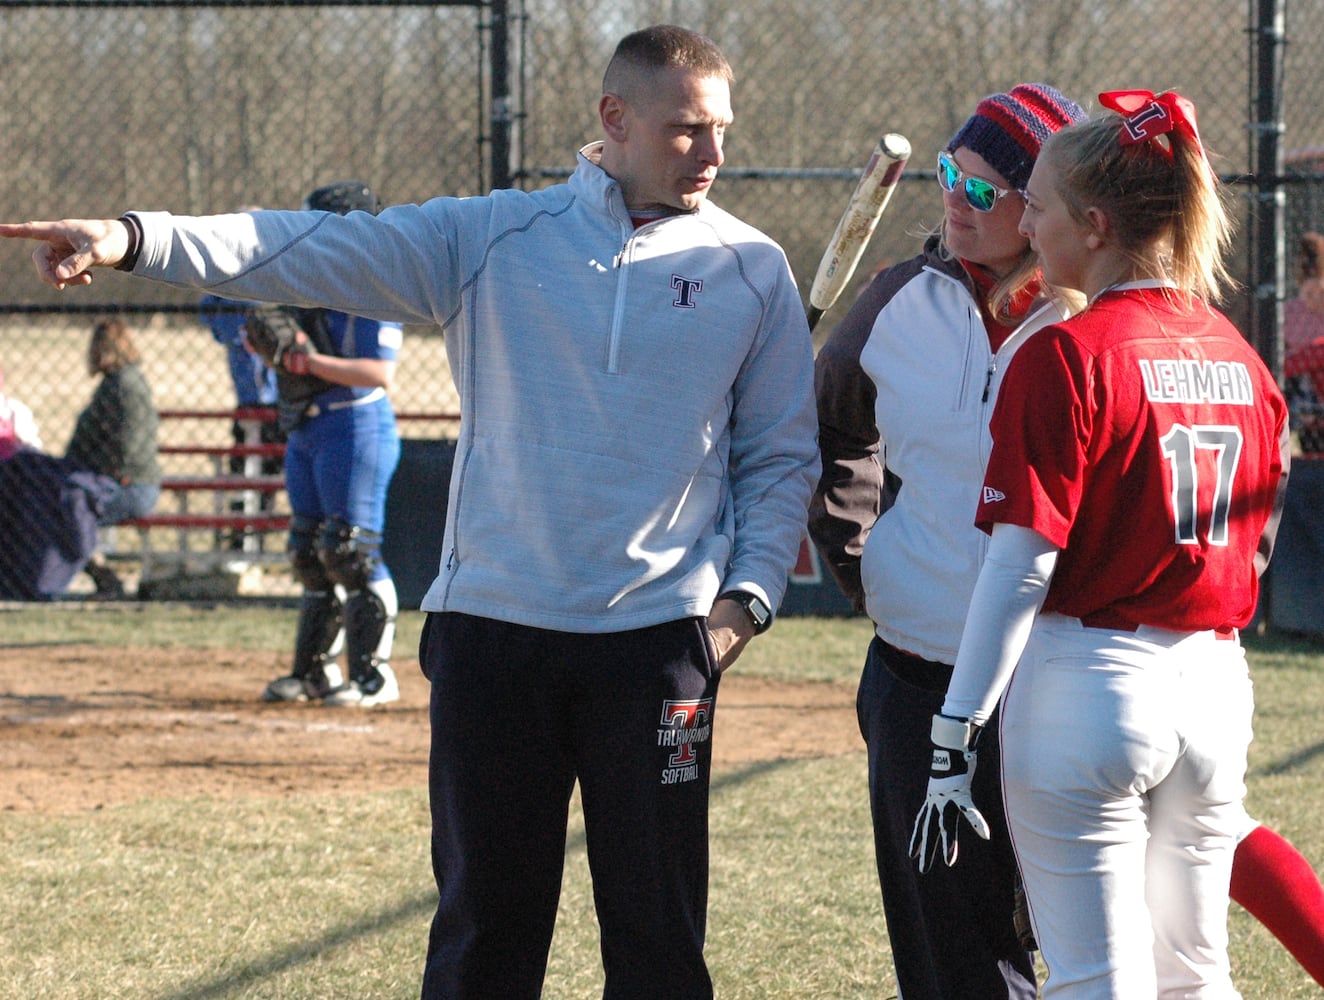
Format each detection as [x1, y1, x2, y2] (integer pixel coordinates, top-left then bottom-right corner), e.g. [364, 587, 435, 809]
[323, 664, 399, 707]
[262, 663, 344, 702]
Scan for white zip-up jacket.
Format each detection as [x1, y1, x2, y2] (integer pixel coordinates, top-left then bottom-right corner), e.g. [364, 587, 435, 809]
[809, 241, 1068, 663]
[130, 144, 819, 632]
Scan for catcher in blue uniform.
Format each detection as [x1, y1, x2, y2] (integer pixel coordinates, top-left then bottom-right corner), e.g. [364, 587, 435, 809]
[245, 181, 404, 707]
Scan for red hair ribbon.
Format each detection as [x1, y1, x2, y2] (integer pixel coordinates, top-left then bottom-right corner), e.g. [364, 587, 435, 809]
[1098, 89, 1203, 157]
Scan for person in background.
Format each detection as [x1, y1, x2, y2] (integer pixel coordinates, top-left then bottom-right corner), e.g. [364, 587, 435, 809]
[1284, 230, 1324, 354]
[253, 181, 404, 709]
[199, 208, 283, 551]
[914, 89, 1287, 997]
[198, 205, 279, 424]
[200, 200, 279, 418]
[0, 364, 43, 461]
[1281, 231, 1324, 451]
[810, 83, 1086, 1000]
[1210, 169, 1324, 1000]
[202, 292, 279, 413]
[66, 318, 161, 597]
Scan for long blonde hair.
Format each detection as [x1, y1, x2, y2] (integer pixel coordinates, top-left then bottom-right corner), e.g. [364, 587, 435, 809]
[1040, 108, 1235, 304]
[931, 226, 1043, 321]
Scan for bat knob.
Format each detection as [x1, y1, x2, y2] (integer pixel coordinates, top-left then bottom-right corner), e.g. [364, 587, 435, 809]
[882, 133, 912, 161]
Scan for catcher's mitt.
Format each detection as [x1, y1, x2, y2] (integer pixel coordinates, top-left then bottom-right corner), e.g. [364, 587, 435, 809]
[243, 305, 310, 374]
[244, 305, 338, 432]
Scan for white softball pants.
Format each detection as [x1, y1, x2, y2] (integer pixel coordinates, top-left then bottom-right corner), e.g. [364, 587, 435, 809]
[1001, 613, 1252, 1000]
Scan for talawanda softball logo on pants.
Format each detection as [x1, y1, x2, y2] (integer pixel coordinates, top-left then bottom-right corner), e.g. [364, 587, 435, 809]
[657, 699, 713, 784]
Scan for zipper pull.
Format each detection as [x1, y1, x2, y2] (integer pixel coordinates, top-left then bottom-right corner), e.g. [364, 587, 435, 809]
[982, 359, 996, 403]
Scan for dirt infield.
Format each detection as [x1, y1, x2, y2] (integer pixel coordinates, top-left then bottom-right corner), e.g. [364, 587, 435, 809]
[0, 644, 862, 814]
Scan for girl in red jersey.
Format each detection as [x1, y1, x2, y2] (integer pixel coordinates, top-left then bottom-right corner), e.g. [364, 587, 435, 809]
[910, 92, 1291, 998]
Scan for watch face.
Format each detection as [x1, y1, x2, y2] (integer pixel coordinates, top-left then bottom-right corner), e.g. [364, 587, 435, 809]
[720, 591, 771, 632]
[742, 594, 771, 630]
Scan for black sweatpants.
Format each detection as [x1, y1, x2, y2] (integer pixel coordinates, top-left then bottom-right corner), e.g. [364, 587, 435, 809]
[859, 635, 1037, 1000]
[419, 611, 720, 1000]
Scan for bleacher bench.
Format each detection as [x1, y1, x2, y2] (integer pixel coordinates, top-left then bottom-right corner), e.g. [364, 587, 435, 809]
[113, 408, 289, 577]
[113, 408, 460, 582]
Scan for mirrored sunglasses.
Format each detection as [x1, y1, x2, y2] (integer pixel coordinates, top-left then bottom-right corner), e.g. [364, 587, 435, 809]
[936, 150, 1019, 213]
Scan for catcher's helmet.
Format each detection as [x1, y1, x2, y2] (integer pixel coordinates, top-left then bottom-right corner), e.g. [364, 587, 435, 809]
[304, 180, 379, 216]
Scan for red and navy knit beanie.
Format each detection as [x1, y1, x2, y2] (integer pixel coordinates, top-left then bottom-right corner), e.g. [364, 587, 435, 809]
[948, 84, 1086, 191]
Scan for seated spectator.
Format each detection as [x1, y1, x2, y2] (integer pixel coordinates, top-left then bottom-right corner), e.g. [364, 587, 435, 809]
[1285, 231, 1324, 354]
[65, 318, 162, 596]
[0, 365, 43, 461]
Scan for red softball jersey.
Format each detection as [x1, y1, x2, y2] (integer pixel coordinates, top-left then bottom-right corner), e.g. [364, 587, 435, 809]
[978, 285, 1289, 632]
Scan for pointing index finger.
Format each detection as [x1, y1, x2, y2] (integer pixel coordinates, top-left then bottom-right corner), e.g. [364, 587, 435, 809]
[0, 218, 129, 288]
[0, 220, 63, 240]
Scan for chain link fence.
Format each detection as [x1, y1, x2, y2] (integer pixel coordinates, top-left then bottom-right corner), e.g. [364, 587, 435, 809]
[0, 0, 1321, 597]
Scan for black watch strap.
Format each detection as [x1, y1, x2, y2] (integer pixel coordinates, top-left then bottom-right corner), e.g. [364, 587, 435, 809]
[116, 213, 143, 272]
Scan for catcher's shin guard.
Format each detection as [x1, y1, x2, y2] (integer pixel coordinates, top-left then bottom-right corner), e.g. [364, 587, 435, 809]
[291, 588, 345, 680]
[318, 518, 394, 686]
[317, 518, 379, 590]
[288, 515, 345, 680]
[343, 576, 398, 686]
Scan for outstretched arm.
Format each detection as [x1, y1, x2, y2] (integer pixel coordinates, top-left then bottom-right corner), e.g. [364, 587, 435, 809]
[0, 218, 132, 289]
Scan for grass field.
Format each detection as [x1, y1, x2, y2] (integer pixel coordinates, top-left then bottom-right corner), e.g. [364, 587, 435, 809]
[1, 605, 1322, 998]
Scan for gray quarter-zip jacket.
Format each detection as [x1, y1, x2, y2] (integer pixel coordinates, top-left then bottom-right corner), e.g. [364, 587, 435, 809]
[130, 143, 818, 632]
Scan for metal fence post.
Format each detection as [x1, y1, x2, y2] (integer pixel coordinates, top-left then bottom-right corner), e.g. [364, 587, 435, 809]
[1250, 0, 1288, 377]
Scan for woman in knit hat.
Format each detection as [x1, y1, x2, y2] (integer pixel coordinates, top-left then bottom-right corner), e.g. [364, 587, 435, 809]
[808, 83, 1085, 1000]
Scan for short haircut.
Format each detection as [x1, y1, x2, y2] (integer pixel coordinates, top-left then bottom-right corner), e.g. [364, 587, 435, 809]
[601, 24, 733, 101]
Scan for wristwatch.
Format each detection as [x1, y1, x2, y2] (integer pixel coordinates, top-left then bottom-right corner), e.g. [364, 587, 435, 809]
[719, 590, 773, 635]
